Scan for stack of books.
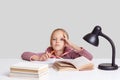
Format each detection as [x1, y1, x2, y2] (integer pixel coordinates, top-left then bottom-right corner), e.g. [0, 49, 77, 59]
[9, 62, 49, 80]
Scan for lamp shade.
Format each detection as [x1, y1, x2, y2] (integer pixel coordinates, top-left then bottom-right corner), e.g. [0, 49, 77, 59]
[83, 33, 99, 46]
[83, 26, 101, 46]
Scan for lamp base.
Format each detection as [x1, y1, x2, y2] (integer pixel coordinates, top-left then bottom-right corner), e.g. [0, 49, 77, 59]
[98, 63, 118, 70]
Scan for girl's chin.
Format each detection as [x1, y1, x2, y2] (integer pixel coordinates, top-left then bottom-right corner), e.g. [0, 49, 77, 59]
[54, 49, 61, 51]
[53, 48, 63, 51]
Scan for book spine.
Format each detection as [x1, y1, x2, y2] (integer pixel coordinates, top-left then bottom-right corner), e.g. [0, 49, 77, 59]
[10, 67, 48, 74]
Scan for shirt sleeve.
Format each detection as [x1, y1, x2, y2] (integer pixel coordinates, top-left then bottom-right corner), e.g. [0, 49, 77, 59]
[77, 48, 93, 60]
[21, 52, 39, 61]
[64, 47, 93, 60]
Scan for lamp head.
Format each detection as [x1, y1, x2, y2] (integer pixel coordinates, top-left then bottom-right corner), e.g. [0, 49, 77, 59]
[83, 26, 102, 46]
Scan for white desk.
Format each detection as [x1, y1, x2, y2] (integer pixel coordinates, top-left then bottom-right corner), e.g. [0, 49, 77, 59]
[0, 58, 120, 80]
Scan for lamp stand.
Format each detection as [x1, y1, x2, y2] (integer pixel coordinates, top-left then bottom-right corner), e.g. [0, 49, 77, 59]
[98, 63, 118, 70]
[99, 32, 118, 70]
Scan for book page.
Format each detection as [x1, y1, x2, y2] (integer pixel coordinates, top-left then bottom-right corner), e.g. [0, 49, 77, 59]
[57, 56, 93, 70]
[53, 62, 77, 71]
[71, 57, 92, 68]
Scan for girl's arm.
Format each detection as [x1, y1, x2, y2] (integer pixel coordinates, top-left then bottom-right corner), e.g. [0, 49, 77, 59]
[77, 48, 93, 60]
[66, 42, 93, 60]
[21, 52, 41, 61]
[63, 34, 93, 60]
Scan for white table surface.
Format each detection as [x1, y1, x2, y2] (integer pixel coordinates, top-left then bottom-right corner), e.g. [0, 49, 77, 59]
[0, 58, 120, 80]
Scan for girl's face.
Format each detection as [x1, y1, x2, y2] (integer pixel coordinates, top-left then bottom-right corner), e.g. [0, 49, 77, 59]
[51, 30, 65, 51]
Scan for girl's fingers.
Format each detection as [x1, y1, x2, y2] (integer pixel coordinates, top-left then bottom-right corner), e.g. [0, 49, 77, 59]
[31, 55, 39, 61]
[39, 55, 47, 61]
[46, 51, 52, 57]
[39, 57, 43, 61]
[63, 34, 67, 40]
[39, 52, 52, 61]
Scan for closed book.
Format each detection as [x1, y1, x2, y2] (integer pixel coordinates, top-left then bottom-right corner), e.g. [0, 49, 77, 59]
[10, 62, 48, 74]
[9, 62, 49, 80]
[9, 71, 48, 78]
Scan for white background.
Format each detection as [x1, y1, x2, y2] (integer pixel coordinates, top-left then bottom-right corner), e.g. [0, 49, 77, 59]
[0, 0, 120, 59]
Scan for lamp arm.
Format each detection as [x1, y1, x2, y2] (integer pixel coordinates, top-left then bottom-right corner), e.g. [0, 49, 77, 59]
[99, 32, 116, 66]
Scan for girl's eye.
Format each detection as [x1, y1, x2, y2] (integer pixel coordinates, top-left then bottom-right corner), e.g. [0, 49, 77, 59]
[60, 38, 64, 41]
[52, 39, 56, 40]
[52, 38, 64, 41]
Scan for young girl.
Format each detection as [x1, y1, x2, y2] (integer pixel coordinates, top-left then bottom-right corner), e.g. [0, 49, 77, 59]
[21, 28, 93, 61]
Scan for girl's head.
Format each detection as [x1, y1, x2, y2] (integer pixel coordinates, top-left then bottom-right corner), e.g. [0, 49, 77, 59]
[50, 28, 69, 51]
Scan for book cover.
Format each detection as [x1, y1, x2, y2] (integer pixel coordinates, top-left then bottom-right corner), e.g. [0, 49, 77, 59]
[10, 62, 48, 74]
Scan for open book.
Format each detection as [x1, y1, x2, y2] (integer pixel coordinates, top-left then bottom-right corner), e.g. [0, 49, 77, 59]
[53, 56, 94, 71]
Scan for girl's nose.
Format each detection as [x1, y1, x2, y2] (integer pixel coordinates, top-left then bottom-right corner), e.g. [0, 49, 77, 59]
[56, 39, 60, 43]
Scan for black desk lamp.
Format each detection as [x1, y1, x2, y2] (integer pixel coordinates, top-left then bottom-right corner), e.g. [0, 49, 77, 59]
[83, 26, 118, 70]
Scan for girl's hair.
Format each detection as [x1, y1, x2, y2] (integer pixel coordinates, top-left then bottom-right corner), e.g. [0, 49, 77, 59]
[50, 28, 69, 46]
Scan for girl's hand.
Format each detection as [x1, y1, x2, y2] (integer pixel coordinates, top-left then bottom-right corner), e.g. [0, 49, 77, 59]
[31, 55, 40, 61]
[63, 34, 72, 47]
[63, 34, 83, 51]
[39, 52, 52, 61]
